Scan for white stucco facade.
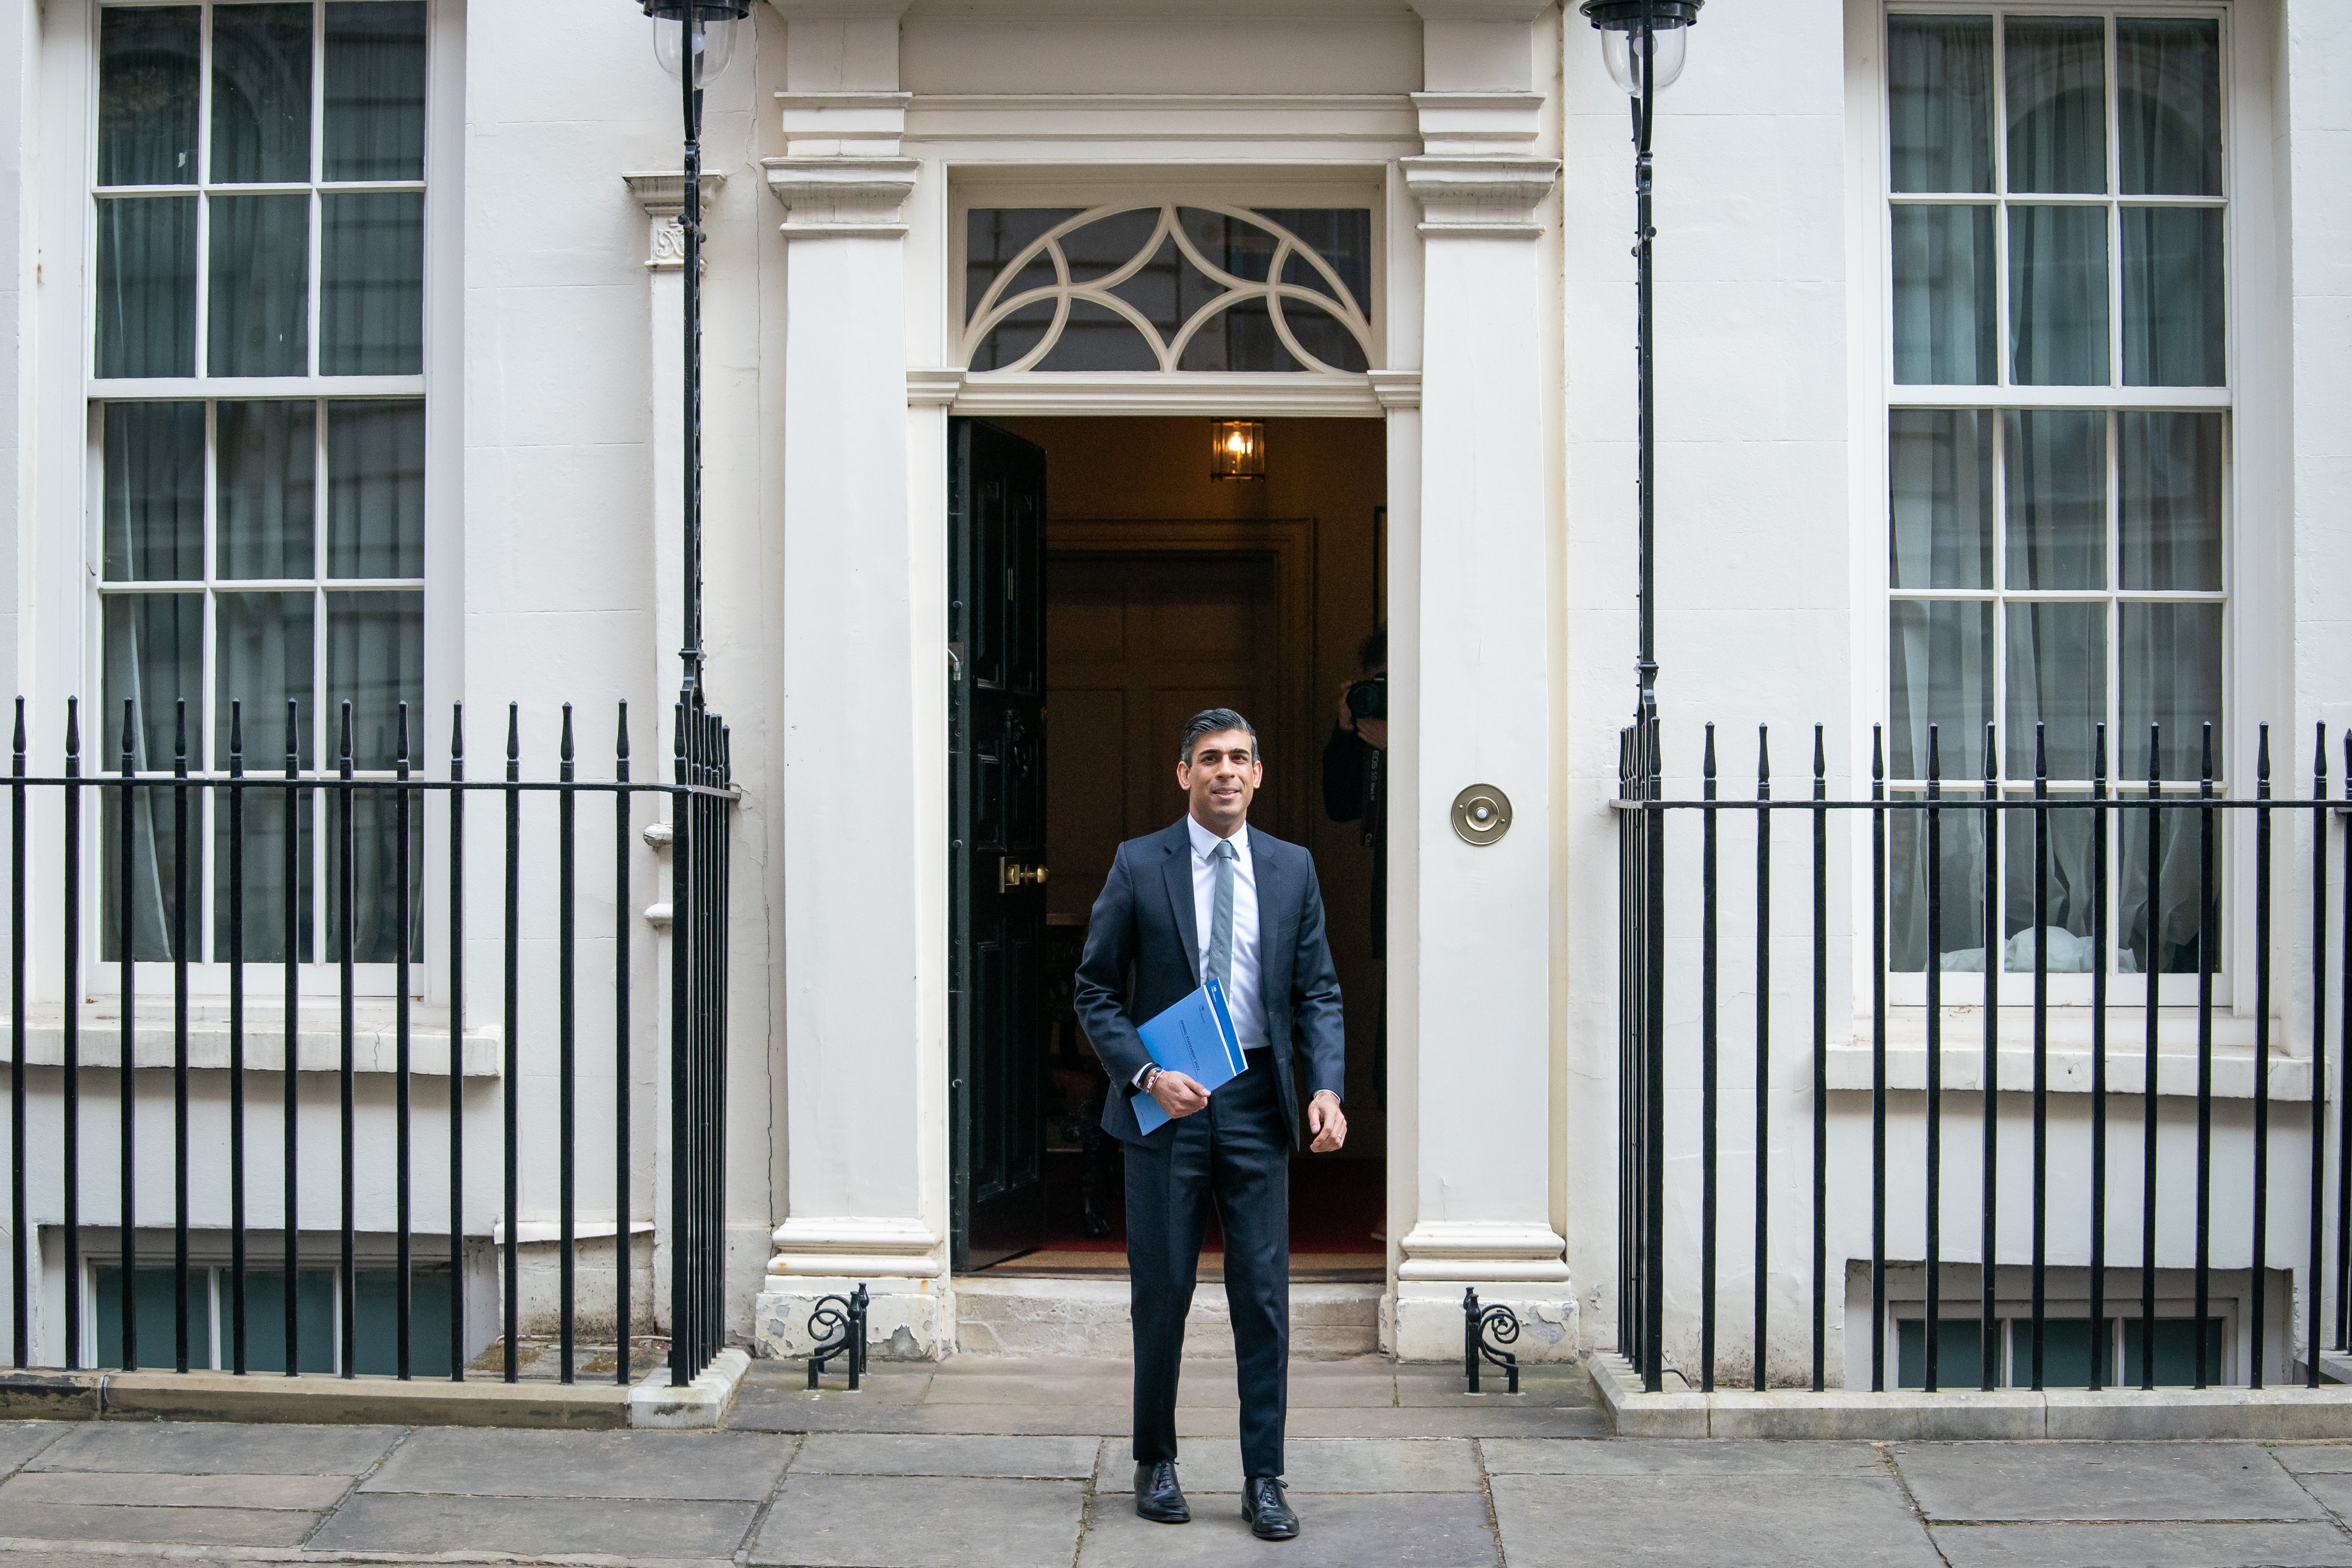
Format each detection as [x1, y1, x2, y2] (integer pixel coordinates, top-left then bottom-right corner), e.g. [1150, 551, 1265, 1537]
[0, 0, 2344, 1384]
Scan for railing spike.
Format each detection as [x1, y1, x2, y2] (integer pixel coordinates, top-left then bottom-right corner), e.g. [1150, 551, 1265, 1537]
[398, 701, 410, 768]
[121, 697, 136, 768]
[1812, 724, 1825, 801]
[12, 697, 23, 759]
[1871, 724, 1883, 787]
[339, 699, 353, 769]
[229, 700, 243, 765]
[1757, 724, 1770, 787]
[1928, 722, 1941, 786]
[2258, 722, 2270, 795]
[2201, 721, 2214, 791]
[2035, 721, 2047, 797]
[617, 699, 631, 761]
[174, 697, 187, 774]
[2094, 721, 2107, 790]
[64, 696, 78, 759]
[452, 700, 465, 763]
[560, 702, 575, 763]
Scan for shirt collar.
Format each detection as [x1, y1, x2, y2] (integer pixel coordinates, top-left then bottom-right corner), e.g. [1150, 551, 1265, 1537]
[1185, 813, 1249, 865]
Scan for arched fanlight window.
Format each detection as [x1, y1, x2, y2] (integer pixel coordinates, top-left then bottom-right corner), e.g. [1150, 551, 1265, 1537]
[961, 204, 1375, 375]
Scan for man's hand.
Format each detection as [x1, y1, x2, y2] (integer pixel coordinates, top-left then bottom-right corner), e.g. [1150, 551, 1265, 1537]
[1307, 1090, 1347, 1153]
[1148, 1070, 1211, 1121]
[1335, 683, 1386, 752]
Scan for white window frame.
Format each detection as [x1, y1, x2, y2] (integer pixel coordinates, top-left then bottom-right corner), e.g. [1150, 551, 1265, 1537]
[74, 0, 456, 1001]
[1870, 0, 2252, 1012]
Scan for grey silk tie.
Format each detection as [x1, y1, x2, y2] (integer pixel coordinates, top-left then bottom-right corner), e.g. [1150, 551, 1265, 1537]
[1207, 838, 1238, 988]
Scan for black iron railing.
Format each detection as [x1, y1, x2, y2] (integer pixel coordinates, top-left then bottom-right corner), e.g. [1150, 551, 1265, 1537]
[1618, 716, 2345, 1396]
[1, 695, 734, 1389]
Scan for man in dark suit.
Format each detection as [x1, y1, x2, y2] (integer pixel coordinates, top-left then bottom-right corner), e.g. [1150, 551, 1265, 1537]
[1075, 707, 1347, 1542]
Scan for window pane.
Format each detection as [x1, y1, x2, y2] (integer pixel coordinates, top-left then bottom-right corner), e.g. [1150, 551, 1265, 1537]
[96, 196, 198, 379]
[2002, 800, 2100, 972]
[964, 209, 1079, 326]
[324, 1, 429, 182]
[1888, 15, 1994, 194]
[2005, 16, 2107, 195]
[1890, 792, 1987, 974]
[2119, 601, 2222, 782]
[102, 401, 204, 582]
[2120, 807, 2218, 976]
[234, 1270, 336, 1373]
[214, 782, 315, 964]
[1274, 300, 1369, 373]
[2118, 19, 2221, 197]
[93, 1268, 213, 1369]
[1889, 409, 1992, 589]
[1256, 209, 1373, 313]
[1174, 296, 1303, 373]
[1034, 299, 1160, 371]
[98, 6, 199, 187]
[208, 193, 311, 378]
[328, 401, 426, 577]
[326, 590, 422, 771]
[2009, 204, 2109, 386]
[326, 591, 424, 964]
[2119, 411, 2223, 591]
[218, 401, 317, 580]
[210, 3, 312, 185]
[1892, 206, 1997, 384]
[321, 193, 424, 375]
[2005, 602, 2105, 777]
[2004, 409, 2106, 589]
[1890, 599, 1993, 779]
[2121, 206, 2224, 387]
[214, 592, 314, 767]
[100, 592, 204, 962]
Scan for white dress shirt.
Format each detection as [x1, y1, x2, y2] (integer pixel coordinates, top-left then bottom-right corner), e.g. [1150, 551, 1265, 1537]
[1185, 814, 1270, 1054]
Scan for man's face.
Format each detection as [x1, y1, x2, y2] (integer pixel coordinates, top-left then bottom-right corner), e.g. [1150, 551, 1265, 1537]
[1178, 729, 1262, 835]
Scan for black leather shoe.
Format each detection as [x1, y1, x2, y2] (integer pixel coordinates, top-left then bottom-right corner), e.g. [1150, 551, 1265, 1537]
[1242, 1476, 1300, 1540]
[1134, 1460, 1190, 1524]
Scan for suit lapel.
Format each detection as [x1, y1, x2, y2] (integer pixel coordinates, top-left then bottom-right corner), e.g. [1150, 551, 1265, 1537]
[1160, 821, 1201, 983]
[1248, 828, 1293, 1018]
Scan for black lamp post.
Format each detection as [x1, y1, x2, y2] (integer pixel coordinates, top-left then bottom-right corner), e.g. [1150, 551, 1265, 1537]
[1584, 0, 1699, 1402]
[640, 0, 750, 711]
[1581, 0, 1701, 729]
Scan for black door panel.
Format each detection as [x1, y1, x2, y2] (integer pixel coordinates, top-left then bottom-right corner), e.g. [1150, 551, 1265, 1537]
[950, 420, 1050, 1270]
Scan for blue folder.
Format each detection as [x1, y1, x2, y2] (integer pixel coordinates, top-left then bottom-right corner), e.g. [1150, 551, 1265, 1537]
[1130, 976, 1247, 1135]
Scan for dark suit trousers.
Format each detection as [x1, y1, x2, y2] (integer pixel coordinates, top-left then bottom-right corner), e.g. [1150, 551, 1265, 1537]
[1126, 1055, 1289, 1479]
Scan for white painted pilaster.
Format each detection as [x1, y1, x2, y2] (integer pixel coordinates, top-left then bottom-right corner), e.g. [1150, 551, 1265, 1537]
[752, 17, 953, 1359]
[1391, 10, 1575, 1360]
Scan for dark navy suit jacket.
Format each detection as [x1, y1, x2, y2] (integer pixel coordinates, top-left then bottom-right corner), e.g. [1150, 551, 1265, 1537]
[1074, 816, 1346, 1150]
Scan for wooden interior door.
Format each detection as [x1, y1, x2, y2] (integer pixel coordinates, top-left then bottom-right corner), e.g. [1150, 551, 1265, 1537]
[949, 419, 1050, 1270]
[1045, 546, 1288, 926]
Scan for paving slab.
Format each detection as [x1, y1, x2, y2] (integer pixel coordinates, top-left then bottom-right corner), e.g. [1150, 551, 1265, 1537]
[1893, 1442, 2326, 1522]
[360, 1426, 791, 1500]
[793, 1433, 1100, 1478]
[739, 1369, 936, 1406]
[1929, 1520, 2352, 1567]
[1076, 1489, 1498, 1567]
[1488, 1474, 1943, 1568]
[27, 1421, 401, 1476]
[924, 1373, 1132, 1405]
[1288, 1373, 1398, 1408]
[1479, 1439, 1887, 1476]
[0, 1472, 351, 1510]
[1396, 1370, 1596, 1408]
[2274, 1444, 2352, 1475]
[1289, 1405, 1607, 1437]
[750, 1474, 1085, 1568]
[0, 1423, 66, 1474]
[310, 1493, 760, 1559]
[0, 1501, 321, 1547]
[2281, 1472, 2352, 1522]
[1092, 1437, 1482, 1493]
[732, 1402, 1131, 1436]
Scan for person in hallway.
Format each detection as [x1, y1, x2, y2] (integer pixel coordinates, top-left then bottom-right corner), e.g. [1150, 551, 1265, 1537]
[1322, 628, 1386, 1135]
[1074, 708, 1348, 1542]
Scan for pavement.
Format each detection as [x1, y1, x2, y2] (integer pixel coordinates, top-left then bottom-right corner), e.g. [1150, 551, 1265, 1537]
[0, 1358, 2350, 1565]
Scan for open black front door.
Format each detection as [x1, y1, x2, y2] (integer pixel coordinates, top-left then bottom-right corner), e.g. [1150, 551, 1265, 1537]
[949, 419, 1050, 1271]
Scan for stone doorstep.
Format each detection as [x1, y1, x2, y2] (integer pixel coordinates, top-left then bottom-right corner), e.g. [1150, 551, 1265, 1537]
[1588, 1350, 2352, 1440]
[953, 1277, 1381, 1360]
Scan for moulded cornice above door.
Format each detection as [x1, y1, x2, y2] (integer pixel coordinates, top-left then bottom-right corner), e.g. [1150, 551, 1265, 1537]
[766, 0, 1548, 17]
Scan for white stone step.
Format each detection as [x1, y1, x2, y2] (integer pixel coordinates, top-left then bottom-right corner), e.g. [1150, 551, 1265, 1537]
[953, 1277, 1381, 1361]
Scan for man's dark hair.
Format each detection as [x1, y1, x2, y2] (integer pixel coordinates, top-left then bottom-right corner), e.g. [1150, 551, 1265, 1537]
[1178, 708, 1259, 763]
[1358, 626, 1387, 672]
